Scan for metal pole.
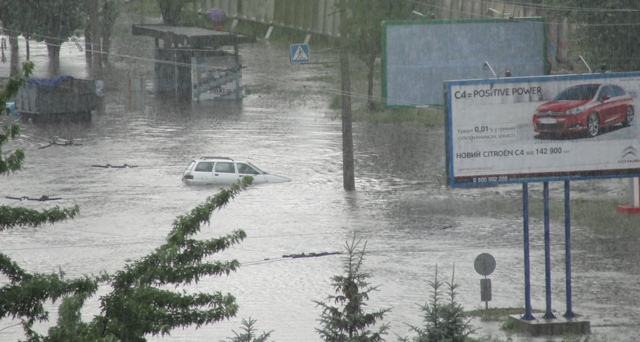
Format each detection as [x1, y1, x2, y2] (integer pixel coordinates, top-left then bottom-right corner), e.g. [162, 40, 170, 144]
[522, 183, 534, 320]
[543, 181, 556, 319]
[484, 275, 488, 310]
[339, 0, 355, 191]
[564, 180, 575, 318]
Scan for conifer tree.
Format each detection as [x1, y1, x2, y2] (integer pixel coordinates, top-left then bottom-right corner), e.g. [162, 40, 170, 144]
[226, 317, 273, 342]
[315, 234, 390, 342]
[399, 265, 474, 342]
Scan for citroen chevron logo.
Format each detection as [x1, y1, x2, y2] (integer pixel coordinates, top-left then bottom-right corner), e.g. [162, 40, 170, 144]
[622, 145, 637, 159]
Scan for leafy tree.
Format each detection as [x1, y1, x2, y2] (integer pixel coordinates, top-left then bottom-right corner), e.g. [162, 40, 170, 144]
[315, 234, 390, 342]
[544, 1, 640, 71]
[226, 317, 273, 342]
[0, 61, 81, 231]
[83, 0, 121, 68]
[99, 0, 122, 65]
[398, 265, 474, 342]
[92, 179, 251, 341]
[156, 0, 196, 26]
[0, 61, 90, 341]
[26, 0, 87, 75]
[0, 0, 38, 76]
[0, 259, 100, 341]
[2, 177, 253, 341]
[342, 0, 415, 111]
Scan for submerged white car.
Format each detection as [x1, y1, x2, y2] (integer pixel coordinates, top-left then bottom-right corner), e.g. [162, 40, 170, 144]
[181, 156, 291, 185]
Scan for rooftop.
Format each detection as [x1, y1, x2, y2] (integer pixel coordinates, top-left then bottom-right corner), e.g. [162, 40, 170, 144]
[131, 24, 256, 49]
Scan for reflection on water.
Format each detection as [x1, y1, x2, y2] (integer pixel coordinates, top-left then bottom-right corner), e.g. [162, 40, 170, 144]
[1, 35, 640, 342]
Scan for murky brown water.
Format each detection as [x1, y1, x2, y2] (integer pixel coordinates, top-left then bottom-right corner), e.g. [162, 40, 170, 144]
[2, 28, 640, 342]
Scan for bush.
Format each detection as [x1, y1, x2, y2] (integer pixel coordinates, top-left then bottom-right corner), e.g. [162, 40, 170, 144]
[399, 265, 475, 342]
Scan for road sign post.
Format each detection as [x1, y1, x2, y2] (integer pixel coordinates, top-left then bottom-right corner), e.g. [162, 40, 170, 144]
[290, 43, 310, 64]
[474, 253, 496, 310]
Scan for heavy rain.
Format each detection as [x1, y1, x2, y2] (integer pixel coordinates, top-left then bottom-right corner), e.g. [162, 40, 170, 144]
[2, 1, 640, 342]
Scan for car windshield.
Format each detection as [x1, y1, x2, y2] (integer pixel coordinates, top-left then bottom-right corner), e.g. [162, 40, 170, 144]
[553, 85, 600, 101]
[237, 163, 259, 175]
[247, 162, 264, 174]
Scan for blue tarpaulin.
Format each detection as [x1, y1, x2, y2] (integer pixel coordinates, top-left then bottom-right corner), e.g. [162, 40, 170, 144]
[5, 102, 17, 116]
[26, 75, 73, 92]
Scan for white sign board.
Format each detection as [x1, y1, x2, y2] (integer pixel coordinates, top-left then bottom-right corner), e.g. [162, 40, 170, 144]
[384, 18, 545, 107]
[445, 72, 640, 187]
[191, 55, 242, 101]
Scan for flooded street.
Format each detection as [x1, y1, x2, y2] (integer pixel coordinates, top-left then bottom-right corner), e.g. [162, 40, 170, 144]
[2, 29, 640, 342]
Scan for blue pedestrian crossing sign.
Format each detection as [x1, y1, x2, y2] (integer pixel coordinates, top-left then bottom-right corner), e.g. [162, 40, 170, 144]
[290, 43, 310, 64]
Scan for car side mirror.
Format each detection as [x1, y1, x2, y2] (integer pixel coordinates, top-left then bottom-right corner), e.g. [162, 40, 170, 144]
[601, 94, 610, 102]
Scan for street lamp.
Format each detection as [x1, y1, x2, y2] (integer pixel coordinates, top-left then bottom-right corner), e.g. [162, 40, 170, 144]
[577, 55, 592, 73]
[483, 61, 497, 78]
[483, 61, 512, 79]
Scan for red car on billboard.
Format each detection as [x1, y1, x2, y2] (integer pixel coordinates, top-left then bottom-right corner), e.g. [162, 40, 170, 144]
[533, 83, 634, 138]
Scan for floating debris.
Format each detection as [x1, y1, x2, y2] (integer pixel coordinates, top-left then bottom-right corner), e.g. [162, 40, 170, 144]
[282, 251, 341, 259]
[40, 138, 81, 149]
[91, 164, 138, 168]
[5, 195, 62, 201]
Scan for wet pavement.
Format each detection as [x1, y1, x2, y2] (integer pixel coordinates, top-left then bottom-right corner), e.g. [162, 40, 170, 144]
[1, 25, 640, 342]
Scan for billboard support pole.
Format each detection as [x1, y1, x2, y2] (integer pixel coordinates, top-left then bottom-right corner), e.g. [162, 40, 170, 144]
[617, 177, 640, 214]
[521, 183, 535, 320]
[564, 181, 575, 318]
[543, 182, 556, 319]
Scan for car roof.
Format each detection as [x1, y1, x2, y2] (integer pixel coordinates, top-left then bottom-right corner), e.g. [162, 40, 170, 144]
[199, 156, 234, 161]
[195, 157, 251, 163]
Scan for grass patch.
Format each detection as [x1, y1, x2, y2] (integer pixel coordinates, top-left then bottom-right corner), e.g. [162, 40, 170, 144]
[304, 75, 337, 83]
[352, 106, 445, 127]
[329, 100, 445, 127]
[466, 307, 524, 322]
[232, 20, 338, 48]
[465, 307, 545, 322]
[244, 83, 277, 95]
[526, 197, 640, 236]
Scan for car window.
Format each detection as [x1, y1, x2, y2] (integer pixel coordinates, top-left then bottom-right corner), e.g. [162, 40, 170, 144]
[215, 162, 235, 173]
[599, 85, 612, 100]
[237, 163, 259, 175]
[612, 85, 626, 97]
[185, 161, 196, 171]
[554, 85, 599, 101]
[194, 161, 214, 172]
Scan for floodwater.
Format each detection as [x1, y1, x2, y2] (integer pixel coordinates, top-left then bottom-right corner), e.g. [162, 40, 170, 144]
[2, 30, 640, 342]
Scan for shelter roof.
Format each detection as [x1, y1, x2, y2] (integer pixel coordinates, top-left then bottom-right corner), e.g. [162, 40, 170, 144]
[132, 24, 256, 49]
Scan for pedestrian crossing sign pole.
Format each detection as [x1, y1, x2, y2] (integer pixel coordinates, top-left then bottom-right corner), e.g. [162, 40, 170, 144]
[290, 43, 310, 64]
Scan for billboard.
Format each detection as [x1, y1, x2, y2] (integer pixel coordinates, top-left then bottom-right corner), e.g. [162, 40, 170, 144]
[383, 18, 546, 107]
[191, 54, 243, 102]
[445, 72, 640, 187]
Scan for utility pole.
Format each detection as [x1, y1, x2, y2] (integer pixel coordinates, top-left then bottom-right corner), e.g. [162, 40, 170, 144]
[90, 0, 103, 79]
[339, 0, 355, 191]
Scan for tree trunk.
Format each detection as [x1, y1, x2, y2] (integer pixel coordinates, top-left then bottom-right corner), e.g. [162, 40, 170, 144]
[366, 56, 376, 111]
[101, 32, 111, 65]
[9, 32, 19, 77]
[85, 21, 93, 62]
[340, 0, 355, 191]
[45, 42, 61, 76]
[25, 35, 30, 61]
[90, 0, 103, 79]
